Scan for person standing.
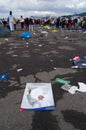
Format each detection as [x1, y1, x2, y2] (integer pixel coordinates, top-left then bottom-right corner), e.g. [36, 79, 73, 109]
[20, 16, 24, 29]
[29, 18, 34, 32]
[8, 11, 14, 31]
[13, 17, 17, 29]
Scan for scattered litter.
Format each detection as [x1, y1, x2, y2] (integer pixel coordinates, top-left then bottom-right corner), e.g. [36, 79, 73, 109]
[38, 44, 42, 47]
[4, 38, 8, 41]
[17, 68, 23, 72]
[68, 86, 78, 94]
[13, 55, 18, 57]
[50, 59, 53, 62]
[40, 31, 48, 37]
[83, 31, 86, 33]
[71, 66, 78, 68]
[52, 29, 57, 33]
[0, 73, 8, 81]
[41, 31, 48, 34]
[44, 26, 50, 29]
[72, 56, 86, 68]
[25, 42, 29, 45]
[20, 83, 55, 111]
[53, 67, 57, 70]
[20, 32, 32, 39]
[61, 82, 86, 94]
[61, 84, 72, 91]
[65, 36, 69, 39]
[70, 56, 80, 62]
[73, 56, 80, 60]
[55, 77, 70, 84]
[78, 82, 86, 92]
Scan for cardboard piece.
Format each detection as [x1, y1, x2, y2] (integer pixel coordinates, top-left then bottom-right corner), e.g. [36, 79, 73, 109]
[20, 83, 55, 110]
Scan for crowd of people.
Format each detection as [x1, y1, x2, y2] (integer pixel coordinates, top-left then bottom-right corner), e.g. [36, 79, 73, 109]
[1, 11, 86, 32]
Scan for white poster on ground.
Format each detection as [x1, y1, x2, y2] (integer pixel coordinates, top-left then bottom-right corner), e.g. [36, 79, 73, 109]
[20, 83, 55, 110]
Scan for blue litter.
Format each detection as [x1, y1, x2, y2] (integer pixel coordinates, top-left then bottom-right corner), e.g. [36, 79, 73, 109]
[73, 57, 86, 68]
[0, 73, 8, 80]
[20, 32, 32, 39]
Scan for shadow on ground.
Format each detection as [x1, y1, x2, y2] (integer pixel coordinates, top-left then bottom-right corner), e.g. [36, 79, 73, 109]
[31, 111, 60, 130]
[62, 110, 86, 130]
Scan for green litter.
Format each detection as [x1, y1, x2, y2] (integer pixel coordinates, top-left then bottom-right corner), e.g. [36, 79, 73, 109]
[55, 78, 70, 84]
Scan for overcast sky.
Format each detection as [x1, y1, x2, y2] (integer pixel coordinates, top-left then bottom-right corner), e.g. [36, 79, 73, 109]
[0, 0, 86, 18]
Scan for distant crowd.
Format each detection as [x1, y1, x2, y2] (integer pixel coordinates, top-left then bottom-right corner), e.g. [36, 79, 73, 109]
[1, 11, 86, 32]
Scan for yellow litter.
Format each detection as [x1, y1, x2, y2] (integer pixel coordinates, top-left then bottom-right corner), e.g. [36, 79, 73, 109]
[52, 29, 57, 33]
[44, 26, 50, 29]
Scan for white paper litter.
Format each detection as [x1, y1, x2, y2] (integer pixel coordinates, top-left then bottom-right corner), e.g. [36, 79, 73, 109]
[62, 82, 86, 94]
[17, 68, 23, 72]
[78, 82, 86, 92]
[61, 84, 72, 91]
[41, 31, 48, 34]
[68, 86, 78, 94]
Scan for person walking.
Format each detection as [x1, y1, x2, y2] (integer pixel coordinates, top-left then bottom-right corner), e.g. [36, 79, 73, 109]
[8, 11, 14, 31]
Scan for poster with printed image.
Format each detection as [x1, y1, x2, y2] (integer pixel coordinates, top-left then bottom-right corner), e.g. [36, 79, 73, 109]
[20, 83, 55, 110]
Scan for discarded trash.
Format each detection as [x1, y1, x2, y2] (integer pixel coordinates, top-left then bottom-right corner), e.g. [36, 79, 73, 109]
[53, 67, 57, 70]
[41, 31, 48, 34]
[70, 56, 80, 62]
[73, 56, 80, 61]
[61, 84, 72, 91]
[50, 59, 53, 62]
[52, 29, 57, 33]
[41, 31, 48, 36]
[55, 78, 70, 84]
[78, 82, 86, 92]
[4, 38, 8, 41]
[61, 82, 86, 94]
[68, 86, 78, 94]
[38, 44, 42, 47]
[83, 31, 86, 33]
[65, 36, 69, 39]
[71, 66, 78, 68]
[17, 68, 23, 72]
[20, 83, 55, 110]
[25, 42, 29, 45]
[20, 32, 32, 39]
[73, 57, 86, 68]
[44, 26, 50, 29]
[0, 73, 8, 81]
[13, 55, 18, 57]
